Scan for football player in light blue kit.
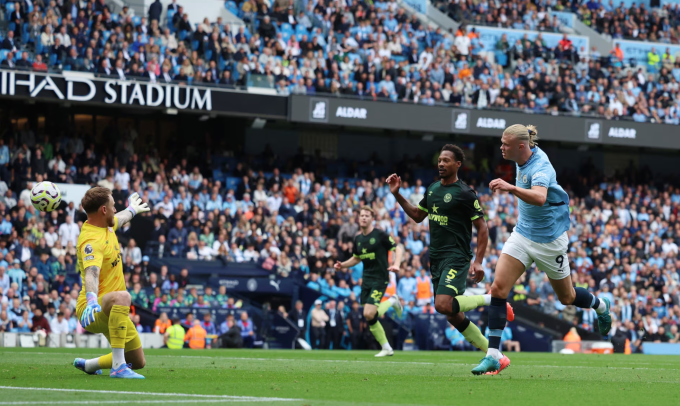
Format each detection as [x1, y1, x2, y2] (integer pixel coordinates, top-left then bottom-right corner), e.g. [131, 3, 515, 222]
[468, 124, 611, 375]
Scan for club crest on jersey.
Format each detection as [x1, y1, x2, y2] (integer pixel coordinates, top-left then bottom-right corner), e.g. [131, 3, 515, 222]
[443, 193, 452, 203]
[523, 175, 528, 183]
[84, 244, 93, 255]
[369, 238, 376, 245]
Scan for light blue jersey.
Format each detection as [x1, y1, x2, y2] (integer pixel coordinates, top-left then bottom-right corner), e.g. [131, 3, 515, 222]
[514, 147, 570, 243]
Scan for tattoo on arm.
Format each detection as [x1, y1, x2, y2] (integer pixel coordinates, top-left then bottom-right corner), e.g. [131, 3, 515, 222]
[115, 209, 134, 227]
[84, 265, 101, 295]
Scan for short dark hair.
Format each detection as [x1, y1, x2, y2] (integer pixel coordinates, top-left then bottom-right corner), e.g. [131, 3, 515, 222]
[82, 186, 112, 214]
[440, 144, 465, 164]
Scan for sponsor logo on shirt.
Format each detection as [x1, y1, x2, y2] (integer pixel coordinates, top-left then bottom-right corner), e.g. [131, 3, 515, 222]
[428, 213, 448, 226]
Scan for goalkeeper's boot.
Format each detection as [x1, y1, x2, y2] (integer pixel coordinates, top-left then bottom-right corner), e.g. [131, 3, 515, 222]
[73, 358, 102, 375]
[471, 356, 500, 375]
[506, 302, 515, 322]
[110, 363, 145, 379]
[391, 295, 403, 318]
[485, 355, 511, 375]
[597, 297, 612, 337]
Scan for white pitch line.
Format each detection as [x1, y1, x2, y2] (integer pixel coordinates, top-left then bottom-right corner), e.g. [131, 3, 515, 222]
[0, 387, 299, 402]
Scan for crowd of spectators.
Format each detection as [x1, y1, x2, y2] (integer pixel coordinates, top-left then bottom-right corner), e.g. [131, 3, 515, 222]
[1, 125, 680, 353]
[577, 0, 680, 44]
[0, 0, 678, 124]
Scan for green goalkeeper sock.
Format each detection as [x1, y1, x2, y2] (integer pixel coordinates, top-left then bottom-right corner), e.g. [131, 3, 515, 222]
[456, 295, 487, 313]
[369, 319, 390, 348]
[377, 299, 392, 317]
[460, 321, 488, 352]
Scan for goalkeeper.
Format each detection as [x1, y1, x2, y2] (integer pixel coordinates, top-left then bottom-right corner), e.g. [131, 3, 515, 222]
[72, 187, 150, 379]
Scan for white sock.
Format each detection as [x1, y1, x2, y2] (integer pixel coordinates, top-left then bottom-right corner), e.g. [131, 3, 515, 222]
[382, 342, 393, 351]
[483, 294, 492, 306]
[84, 358, 100, 373]
[486, 348, 502, 360]
[595, 299, 608, 314]
[112, 348, 126, 370]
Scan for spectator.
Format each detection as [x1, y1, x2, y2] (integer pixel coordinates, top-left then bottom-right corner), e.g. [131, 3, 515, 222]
[237, 311, 255, 348]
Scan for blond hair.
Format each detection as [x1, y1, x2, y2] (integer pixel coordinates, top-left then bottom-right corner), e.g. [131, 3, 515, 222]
[359, 205, 375, 217]
[504, 124, 539, 147]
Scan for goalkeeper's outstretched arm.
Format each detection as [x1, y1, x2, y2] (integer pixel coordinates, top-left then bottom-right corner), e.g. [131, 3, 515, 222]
[115, 193, 150, 227]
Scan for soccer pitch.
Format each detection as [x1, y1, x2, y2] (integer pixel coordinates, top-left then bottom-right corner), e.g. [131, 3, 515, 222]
[1, 348, 679, 406]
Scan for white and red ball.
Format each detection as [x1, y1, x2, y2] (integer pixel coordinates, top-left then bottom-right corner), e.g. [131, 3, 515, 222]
[30, 181, 62, 212]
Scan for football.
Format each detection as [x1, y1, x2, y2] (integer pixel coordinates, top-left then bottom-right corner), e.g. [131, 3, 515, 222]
[30, 181, 62, 212]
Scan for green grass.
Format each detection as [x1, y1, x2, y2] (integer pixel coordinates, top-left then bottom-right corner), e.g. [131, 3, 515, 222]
[1, 348, 680, 406]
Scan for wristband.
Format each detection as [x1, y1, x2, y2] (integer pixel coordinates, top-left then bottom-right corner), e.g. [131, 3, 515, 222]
[86, 292, 98, 305]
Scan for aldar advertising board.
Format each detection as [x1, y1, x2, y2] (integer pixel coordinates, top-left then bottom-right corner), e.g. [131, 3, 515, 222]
[0, 69, 287, 118]
[290, 95, 680, 150]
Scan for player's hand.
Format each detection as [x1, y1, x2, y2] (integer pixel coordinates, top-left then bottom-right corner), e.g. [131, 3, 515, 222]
[385, 173, 402, 195]
[489, 178, 515, 193]
[80, 292, 101, 328]
[334, 261, 343, 270]
[127, 192, 150, 216]
[387, 265, 400, 273]
[470, 262, 485, 283]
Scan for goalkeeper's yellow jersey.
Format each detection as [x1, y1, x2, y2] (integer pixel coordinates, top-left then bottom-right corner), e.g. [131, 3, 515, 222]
[76, 216, 126, 315]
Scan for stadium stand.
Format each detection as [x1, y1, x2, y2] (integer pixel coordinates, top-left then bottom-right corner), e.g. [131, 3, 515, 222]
[0, 0, 677, 124]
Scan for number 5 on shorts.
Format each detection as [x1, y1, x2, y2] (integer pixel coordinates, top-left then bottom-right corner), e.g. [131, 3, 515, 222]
[371, 290, 383, 302]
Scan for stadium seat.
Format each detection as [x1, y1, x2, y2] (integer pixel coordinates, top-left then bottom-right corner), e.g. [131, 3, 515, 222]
[49, 53, 57, 66]
[204, 50, 213, 61]
[5, 2, 13, 19]
[132, 16, 142, 26]
[0, 49, 8, 62]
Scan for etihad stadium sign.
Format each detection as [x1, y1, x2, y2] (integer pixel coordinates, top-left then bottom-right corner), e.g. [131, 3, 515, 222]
[0, 69, 287, 118]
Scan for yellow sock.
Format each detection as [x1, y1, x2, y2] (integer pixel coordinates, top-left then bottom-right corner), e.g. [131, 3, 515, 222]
[98, 353, 113, 369]
[457, 295, 486, 312]
[369, 320, 389, 347]
[377, 299, 392, 317]
[109, 305, 130, 349]
[461, 322, 488, 352]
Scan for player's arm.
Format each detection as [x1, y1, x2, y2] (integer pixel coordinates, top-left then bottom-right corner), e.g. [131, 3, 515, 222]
[115, 192, 151, 228]
[335, 256, 361, 270]
[386, 174, 427, 223]
[490, 179, 547, 207]
[469, 193, 487, 283]
[81, 264, 102, 327]
[385, 233, 402, 272]
[80, 240, 104, 328]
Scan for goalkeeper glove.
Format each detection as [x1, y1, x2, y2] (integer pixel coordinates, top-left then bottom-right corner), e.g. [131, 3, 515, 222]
[80, 292, 101, 328]
[126, 192, 150, 217]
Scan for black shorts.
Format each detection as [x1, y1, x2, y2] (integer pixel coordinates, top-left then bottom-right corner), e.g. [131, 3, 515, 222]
[430, 257, 470, 297]
[360, 280, 389, 306]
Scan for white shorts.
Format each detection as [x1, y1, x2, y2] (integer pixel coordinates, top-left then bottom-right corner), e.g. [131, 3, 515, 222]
[501, 231, 570, 280]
